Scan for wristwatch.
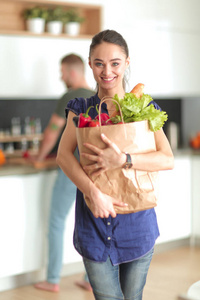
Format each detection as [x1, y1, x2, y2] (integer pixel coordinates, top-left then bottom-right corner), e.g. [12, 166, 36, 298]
[122, 153, 133, 169]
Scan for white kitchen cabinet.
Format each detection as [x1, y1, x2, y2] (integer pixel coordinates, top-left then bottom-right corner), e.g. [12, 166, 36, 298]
[191, 156, 200, 240]
[0, 157, 193, 278]
[156, 156, 191, 244]
[0, 171, 55, 278]
[0, 169, 81, 279]
[0, 169, 82, 291]
[0, 155, 194, 291]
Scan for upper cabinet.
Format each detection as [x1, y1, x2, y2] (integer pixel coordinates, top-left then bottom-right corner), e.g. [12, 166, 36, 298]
[0, 0, 102, 38]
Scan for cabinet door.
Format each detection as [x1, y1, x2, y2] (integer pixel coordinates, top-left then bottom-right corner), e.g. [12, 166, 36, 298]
[191, 157, 200, 239]
[0, 171, 56, 278]
[155, 157, 191, 244]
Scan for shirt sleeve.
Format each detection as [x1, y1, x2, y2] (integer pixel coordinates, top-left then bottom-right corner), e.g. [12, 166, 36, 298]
[149, 100, 162, 111]
[54, 93, 74, 119]
[65, 97, 86, 119]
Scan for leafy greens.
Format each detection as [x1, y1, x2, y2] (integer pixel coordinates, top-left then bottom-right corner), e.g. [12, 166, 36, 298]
[112, 93, 168, 132]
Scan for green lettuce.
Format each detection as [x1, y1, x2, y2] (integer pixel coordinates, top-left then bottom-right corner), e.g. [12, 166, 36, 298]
[113, 93, 168, 132]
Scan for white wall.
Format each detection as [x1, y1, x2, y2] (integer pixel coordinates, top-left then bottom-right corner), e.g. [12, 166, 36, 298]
[0, 37, 95, 98]
[102, 0, 200, 97]
[0, 0, 200, 98]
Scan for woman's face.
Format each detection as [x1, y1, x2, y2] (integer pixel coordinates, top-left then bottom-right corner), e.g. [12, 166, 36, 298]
[89, 42, 130, 93]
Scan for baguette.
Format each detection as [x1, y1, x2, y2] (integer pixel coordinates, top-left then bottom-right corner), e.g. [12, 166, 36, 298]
[130, 83, 144, 98]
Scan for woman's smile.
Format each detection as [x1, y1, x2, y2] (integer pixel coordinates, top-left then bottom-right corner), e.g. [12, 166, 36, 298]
[102, 77, 115, 81]
[101, 76, 116, 82]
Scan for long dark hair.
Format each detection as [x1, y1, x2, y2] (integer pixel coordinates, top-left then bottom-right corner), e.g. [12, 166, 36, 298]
[89, 29, 129, 58]
[89, 29, 129, 90]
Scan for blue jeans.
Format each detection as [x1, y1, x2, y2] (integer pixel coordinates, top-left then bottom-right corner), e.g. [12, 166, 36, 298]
[47, 168, 76, 283]
[83, 249, 154, 300]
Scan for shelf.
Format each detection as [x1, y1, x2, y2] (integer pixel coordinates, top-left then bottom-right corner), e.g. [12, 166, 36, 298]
[5, 149, 39, 158]
[0, 29, 94, 39]
[0, 134, 43, 158]
[0, 133, 43, 143]
[0, 0, 102, 37]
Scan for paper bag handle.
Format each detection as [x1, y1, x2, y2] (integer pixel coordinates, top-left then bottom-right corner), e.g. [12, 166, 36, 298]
[98, 97, 127, 139]
[98, 96, 124, 126]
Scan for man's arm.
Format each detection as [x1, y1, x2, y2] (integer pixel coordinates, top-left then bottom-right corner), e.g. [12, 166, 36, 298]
[36, 113, 66, 161]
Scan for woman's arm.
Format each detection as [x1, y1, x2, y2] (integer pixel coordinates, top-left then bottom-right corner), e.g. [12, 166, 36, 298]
[131, 128, 174, 172]
[82, 128, 174, 175]
[56, 111, 127, 218]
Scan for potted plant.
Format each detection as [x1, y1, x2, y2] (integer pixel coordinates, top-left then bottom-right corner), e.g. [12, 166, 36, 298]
[46, 7, 64, 35]
[63, 8, 85, 36]
[23, 6, 48, 34]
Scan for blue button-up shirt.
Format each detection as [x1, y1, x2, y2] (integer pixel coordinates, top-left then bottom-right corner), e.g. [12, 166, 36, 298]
[66, 93, 160, 265]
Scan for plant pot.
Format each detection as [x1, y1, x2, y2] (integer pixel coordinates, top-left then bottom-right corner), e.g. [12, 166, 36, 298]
[26, 18, 45, 34]
[47, 21, 63, 35]
[64, 22, 80, 36]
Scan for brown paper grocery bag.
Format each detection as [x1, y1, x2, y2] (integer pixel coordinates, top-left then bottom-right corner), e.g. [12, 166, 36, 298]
[76, 119, 159, 214]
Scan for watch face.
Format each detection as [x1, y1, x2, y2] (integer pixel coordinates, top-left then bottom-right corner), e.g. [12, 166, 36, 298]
[124, 162, 133, 169]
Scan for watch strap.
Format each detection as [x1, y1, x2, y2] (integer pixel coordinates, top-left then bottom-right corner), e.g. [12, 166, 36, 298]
[122, 152, 133, 169]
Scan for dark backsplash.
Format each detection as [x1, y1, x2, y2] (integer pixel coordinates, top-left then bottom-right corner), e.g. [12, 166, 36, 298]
[155, 98, 182, 128]
[0, 97, 183, 146]
[0, 98, 57, 132]
[155, 98, 182, 146]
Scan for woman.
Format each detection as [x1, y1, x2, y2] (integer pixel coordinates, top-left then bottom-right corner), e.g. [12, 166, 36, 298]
[57, 29, 174, 300]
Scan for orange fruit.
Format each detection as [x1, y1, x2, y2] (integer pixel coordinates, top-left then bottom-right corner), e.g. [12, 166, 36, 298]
[190, 137, 200, 149]
[0, 149, 6, 165]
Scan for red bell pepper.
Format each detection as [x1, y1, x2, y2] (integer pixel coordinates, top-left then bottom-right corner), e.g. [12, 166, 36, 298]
[78, 106, 93, 128]
[88, 119, 100, 127]
[95, 104, 110, 125]
[105, 119, 114, 125]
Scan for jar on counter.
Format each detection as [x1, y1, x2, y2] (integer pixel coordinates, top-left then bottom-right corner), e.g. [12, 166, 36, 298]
[35, 118, 42, 134]
[24, 117, 32, 135]
[24, 117, 41, 135]
[5, 142, 14, 154]
[166, 122, 180, 150]
[11, 117, 21, 136]
[21, 138, 28, 152]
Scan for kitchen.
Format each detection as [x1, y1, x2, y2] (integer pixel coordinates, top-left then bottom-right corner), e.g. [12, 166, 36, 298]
[0, 0, 200, 299]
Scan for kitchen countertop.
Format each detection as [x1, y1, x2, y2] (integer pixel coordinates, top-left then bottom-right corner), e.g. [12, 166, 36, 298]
[0, 157, 58, 176]
[0, 148, 200, 177]
[172, 148, 200, 156]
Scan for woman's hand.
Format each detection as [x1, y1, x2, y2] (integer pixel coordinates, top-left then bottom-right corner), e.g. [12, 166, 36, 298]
[81, 133, 126, 176]
[86, 186, 128, 218]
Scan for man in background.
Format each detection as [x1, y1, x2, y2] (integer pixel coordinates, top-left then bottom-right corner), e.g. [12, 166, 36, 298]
[34, 54, 94, 293]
